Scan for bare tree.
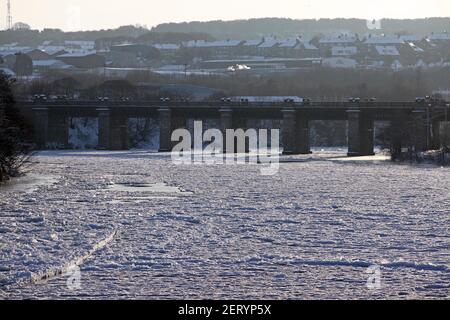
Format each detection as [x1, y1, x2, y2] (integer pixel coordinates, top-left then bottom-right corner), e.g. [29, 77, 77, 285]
[0, 73, 33, 182]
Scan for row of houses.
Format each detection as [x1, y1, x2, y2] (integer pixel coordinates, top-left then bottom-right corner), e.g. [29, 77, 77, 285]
[109, 32, 450, 70]
[0, 40, 105, 76]
[2, 32, 450, 76]
[152, 32, 450, 63]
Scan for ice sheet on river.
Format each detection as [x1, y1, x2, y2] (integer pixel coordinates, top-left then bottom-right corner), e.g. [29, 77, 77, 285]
[0, 150, 449, 299]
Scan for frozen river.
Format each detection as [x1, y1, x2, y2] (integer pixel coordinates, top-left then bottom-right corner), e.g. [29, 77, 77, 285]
[0, 150, 449, 299]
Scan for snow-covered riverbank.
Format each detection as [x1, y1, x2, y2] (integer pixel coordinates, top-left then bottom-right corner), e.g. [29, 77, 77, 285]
[0, 150, 449, 299]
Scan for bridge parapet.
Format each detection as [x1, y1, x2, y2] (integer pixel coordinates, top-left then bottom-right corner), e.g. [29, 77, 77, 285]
[18, 100, 432, 110]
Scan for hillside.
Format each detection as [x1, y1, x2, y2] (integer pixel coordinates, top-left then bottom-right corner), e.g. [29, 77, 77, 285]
[2, 17, 450, 47]
[152, 17, 450, 39]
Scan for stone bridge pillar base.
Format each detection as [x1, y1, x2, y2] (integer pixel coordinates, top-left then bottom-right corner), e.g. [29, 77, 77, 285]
[443, 122, 450, 149]
[431, 119, 441, 150]
[281, 109, 296, 155]
[97, 108, 110, 150]
[97, 108, 129, 150]
[282, 109, 310, 155]
[295, 115, 311, 154]
[110, 115, 129, 150]
[47, 112, 69, 149]
[219, 108, 233, 153]
[390, 118, 405, 156]
[411, 109, 428, 152]
[347, 109, 375, 157]
[158, 108, 172, 152]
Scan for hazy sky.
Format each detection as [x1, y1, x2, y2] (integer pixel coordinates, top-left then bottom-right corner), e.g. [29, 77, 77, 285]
[6, 0, 450, 31]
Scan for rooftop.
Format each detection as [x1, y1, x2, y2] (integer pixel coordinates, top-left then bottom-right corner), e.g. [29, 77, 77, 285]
[375, 46, 400, 56]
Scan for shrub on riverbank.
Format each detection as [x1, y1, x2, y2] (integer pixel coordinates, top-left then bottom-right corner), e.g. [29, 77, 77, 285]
[391, 148, 450, 165]
[0, 73, 33, 182]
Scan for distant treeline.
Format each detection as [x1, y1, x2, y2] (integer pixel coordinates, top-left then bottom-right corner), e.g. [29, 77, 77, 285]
[152, 18, 450, 39]
[0, 25, 215, 48]
[0, 25, 150, 46]
[2, 18, 450, 47]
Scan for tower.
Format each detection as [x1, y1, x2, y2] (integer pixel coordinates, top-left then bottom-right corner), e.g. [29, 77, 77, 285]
[6, 0, 12, 30]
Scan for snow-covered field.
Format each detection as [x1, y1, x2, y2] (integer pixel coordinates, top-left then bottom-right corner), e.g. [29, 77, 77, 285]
[0, 150, 449, 299]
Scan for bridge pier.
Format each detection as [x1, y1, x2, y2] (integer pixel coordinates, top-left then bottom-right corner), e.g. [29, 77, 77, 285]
[233, 115, 250, 153]
[295, 115, 310, 154]
[110, 113, 129, 150]
[443, 121, 450, 148]
[158, 108, 172, 152]
[172, 115, 187, 132]
[411, 109, 428, 152]
[390, 117, 406, 156]
[97, 108, 110, 150]
[431, 119, 441, 149]
[97, 108, 129, 150]
[281, 109, 310, 155]
[281, 108, 296, 155]
[219, 108, 233, 153]
[347, 109, 374, 157]
[32, 108, 49, 149]
[48, 112, 69, 149]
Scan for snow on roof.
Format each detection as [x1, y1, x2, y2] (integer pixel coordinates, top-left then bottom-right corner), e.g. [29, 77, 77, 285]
[331, 46, 358, 56]
[0, 46, 32, 55]
[243, 40, 263, 47]
[427, 32, 450, 40]
[365, 36, 404, 44]
[64, 40, 96, 51]
[65, 40, 95, 46]
[375, 46, 400, 56]
[258, 39, 279, 48]
[57, 51, 98, 58]
[304, 43, 318, 50]
[296, 39, 318, 50]
[38, 45, 68, 55]
[0, 67, 15, 76]
[3, 43, 18, 47]
[0, 50, 17, 57]
[399, 35, 423, 42]
[183, 40, 242, 48]
[319, 35, 358, 44]
[322, 57, 357, 68]
[407, 42, 425, 53]
[33, 59, 62, 66]
[229, 96, 303, 102]
[111, 43, 135, 47]
[152, 43, 180, 50]
[156, 64, 186, 71]
[33, 59, 73, 69]
[24, 48, 50, 55]
[203, 57, 320, 63]
[278, 38, 299, 48]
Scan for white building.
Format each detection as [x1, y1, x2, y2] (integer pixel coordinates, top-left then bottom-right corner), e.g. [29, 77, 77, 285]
[375, 46, 400, 56]
[322, 57, 357, 68]
[331, 46, 358, 56]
